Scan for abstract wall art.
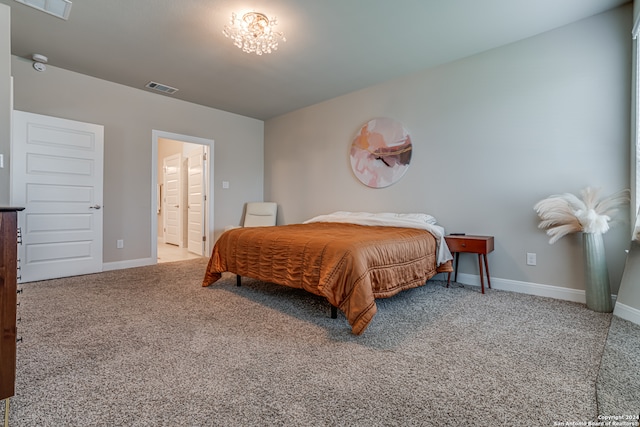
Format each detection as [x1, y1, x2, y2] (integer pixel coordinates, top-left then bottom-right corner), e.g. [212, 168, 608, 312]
[349, 118, 412, 188]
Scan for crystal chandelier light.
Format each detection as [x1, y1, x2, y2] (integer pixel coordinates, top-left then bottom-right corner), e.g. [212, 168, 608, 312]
[223, 11, 286, 55]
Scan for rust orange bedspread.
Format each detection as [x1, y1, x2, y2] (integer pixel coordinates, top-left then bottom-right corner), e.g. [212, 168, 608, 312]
[202, 222, 452, 335]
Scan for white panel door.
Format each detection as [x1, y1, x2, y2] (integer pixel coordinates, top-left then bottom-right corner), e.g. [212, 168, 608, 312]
[187, 146, 205, 256]
[11, 111, 104, 282]
[163, 153, 182, 246]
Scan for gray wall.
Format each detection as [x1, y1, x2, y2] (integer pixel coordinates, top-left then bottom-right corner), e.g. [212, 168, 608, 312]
[10, 56, 264, 264]
[0, 4, 10, 205]
[265, 5, 633, 293]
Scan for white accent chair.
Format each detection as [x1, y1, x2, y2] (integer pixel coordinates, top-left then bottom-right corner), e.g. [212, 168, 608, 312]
[242, 202, 277, 227]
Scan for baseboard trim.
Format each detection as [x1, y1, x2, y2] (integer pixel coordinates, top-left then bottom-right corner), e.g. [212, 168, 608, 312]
[613, 302, 640, 325]
[103, 257, 156, 272]
[454, 272, 586, 304]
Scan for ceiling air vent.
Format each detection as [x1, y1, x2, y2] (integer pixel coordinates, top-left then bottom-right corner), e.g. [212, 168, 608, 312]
[14, 0, 72, 20]
[145, 81, 179, 95]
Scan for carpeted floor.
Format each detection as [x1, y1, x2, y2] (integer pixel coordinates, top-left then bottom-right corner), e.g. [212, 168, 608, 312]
[2, 258, 616, 426]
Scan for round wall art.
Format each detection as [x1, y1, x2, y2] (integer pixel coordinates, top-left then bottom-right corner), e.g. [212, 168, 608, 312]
[349, 118, 413, 188]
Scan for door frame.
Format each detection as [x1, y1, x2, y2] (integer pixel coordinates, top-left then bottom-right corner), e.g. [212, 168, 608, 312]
[151, 130, 214, 263]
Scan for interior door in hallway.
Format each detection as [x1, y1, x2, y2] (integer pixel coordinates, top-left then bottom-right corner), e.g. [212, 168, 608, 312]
[11, 111, 104, 282]
[187, 146, 205, 256]
[163, 153, 182, 246]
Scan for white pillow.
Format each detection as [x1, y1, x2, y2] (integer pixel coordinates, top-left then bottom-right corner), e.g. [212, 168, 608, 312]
[326, 211, 437, 224]
[395, 213, 437, 224]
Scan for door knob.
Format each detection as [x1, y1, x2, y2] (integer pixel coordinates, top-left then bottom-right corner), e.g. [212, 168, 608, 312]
[174, 205, 180, 208]
[89, 204, 102, 210]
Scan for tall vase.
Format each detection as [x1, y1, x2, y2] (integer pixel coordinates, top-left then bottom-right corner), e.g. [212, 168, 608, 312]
[582, 232, 613, 313]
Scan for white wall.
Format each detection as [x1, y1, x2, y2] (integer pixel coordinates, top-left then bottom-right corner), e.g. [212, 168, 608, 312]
[265, 5, 633, 294]
[11, 56, 264, 264]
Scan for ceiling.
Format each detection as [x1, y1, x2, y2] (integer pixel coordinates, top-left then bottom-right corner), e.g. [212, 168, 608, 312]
[0, 0, 631, 120]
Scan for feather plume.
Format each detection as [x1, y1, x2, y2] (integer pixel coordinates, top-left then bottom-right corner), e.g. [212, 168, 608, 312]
[534, 187, 629, 244]
[546, 223, 582, 244]
[592, 188, 630, 217]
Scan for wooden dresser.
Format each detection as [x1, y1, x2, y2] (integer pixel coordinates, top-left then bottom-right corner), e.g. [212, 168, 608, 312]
[0, 207, 23, 407]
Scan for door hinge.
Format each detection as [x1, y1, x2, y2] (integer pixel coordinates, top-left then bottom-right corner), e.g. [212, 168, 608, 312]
[203, 195, 206, 201]
[203, 152, 207, 161]
[202, 236, 206, 242]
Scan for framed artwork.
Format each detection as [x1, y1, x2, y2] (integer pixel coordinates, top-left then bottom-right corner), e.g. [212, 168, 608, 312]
[349, 118, 412, 188]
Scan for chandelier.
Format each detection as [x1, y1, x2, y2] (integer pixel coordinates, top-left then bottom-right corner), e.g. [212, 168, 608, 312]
[223, 12, 286, 55]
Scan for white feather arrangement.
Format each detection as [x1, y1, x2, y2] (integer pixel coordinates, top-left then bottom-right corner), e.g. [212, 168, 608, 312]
[533, 187, 630, 244]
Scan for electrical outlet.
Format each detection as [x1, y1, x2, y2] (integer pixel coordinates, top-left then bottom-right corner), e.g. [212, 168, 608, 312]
[526, 252, 536, 266]
[117, 239, 124, 249]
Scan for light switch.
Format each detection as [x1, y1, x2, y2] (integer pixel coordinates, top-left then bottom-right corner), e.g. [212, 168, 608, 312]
[222, 181, 230, 189]
[526, 252, 536, 266]
[0, 154, 3, 168]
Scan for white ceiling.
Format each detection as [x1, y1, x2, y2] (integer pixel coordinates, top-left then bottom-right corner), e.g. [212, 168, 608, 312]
[1, 0, 631, 120]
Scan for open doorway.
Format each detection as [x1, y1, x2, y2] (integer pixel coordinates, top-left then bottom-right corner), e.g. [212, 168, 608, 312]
[151, 130, 214, 264]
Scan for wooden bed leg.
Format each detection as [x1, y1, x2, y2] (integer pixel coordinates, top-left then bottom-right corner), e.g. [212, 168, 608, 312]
[236, 275, 241, 287]
[330, 305, 337, 319]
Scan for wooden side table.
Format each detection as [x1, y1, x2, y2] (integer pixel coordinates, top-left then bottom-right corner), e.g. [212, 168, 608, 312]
[445, 235, 494, 294]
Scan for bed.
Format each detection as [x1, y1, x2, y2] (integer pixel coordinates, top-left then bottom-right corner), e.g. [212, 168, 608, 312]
[202, 212, 454, 335]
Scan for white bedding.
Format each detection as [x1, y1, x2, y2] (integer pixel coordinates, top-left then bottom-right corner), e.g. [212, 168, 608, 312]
[304, 211, 453, 266]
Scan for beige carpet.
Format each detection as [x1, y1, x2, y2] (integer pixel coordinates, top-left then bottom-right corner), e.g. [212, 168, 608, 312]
[3, 258, 614, 426]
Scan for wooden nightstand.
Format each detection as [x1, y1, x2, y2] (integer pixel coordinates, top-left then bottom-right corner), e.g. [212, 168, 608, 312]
[445, 235, 494, 294]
